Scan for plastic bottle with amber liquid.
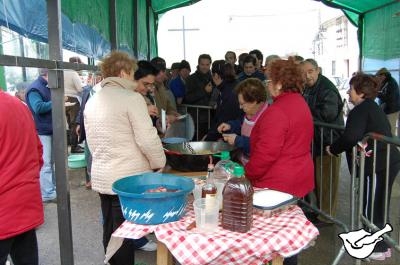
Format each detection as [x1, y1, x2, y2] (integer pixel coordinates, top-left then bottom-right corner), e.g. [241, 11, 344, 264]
[201, 163, 217, 207]
[221, 165, 254, 233]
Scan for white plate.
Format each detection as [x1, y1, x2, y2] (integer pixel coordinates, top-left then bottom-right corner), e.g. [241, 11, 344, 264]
[176, 114, 188, 120]
[253, 189, 296, 210]
[161, 109, 166, 133]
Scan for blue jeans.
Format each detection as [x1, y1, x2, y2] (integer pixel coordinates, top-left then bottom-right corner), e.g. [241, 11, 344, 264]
[39, 135, 56, 201]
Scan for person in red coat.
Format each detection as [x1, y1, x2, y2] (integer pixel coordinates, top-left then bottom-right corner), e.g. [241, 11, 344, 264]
[0, 90, 44, 265]
[245, 59, 314, 198]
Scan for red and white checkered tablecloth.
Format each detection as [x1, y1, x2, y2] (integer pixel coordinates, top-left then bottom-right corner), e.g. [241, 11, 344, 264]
[110, 205, 319, 265]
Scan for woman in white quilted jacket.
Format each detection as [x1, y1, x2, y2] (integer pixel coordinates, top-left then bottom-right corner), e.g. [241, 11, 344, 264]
[84, 51, 166, 265]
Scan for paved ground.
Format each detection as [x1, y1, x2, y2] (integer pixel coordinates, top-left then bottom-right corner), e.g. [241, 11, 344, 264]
[22, 156, 400, 265]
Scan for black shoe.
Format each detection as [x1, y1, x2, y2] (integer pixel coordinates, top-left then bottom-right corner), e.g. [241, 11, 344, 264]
[43, 198, 57, 204]
[312, 218, 334, 228]
[71, 146, 85, 153]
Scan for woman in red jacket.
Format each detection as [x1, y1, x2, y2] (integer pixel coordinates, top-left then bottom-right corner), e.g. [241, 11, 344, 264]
[0, 90, 44, 265]
[245, 59, 314, 265]
[245, 59, 314, 198]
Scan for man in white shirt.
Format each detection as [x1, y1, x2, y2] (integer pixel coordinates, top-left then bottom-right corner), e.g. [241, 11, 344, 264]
[65, 56, 84, 153]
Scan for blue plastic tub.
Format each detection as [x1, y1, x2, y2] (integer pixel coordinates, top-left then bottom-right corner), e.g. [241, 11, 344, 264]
[112, 173, 194, 225]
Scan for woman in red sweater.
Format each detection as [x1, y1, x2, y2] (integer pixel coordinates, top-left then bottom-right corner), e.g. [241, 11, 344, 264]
[245, 59, 314, 198]
[0, 90, 44, 265]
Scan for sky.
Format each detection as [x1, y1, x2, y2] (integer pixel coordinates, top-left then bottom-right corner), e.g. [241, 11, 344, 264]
[157, 0, 343, 69]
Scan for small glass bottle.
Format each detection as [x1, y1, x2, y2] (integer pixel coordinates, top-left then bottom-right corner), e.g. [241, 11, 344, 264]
[201, 163, 217, 200]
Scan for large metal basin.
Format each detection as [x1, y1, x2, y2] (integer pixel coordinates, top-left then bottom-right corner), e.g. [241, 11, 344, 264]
[163, 141, 235, 172]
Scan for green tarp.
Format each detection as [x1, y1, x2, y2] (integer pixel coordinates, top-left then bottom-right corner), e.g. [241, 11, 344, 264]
[60, 0, 198, 59]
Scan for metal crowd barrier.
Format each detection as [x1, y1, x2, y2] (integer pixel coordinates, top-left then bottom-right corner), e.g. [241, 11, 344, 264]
[354, 132, 400, 265]
[177, 104, 214, 141]
[307, 122, 400, 265]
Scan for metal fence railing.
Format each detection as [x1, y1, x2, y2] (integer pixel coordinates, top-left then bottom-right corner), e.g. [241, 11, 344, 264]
[354, 133, 400, 264]
[177, 104, 214, 141]
[305, 122, 400, 265]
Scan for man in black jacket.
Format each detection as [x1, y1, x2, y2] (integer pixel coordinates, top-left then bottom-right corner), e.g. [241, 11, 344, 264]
[376, 67, 400, 136]
[301, 58, 344, 223]
[183, 54, 214, 140]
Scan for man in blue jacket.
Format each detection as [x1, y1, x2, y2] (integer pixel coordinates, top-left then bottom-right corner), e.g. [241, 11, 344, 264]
[26, 68, 57, 203]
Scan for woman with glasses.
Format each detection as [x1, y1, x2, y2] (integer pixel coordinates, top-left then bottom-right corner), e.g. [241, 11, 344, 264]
[135, 60, 180, 133]
[217, 78, 268, 165]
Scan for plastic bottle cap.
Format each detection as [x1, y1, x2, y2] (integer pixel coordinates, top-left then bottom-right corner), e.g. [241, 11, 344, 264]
[233, 165, 244, 176]
[220, 151, 230, 160]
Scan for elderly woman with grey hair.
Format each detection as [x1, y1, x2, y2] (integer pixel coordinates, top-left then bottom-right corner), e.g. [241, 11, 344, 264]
[14, 81, 31, 102]
[84, 51, 166, 265]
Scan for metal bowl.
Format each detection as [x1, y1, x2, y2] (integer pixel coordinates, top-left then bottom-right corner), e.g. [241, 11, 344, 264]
[163, 141, 235, 172]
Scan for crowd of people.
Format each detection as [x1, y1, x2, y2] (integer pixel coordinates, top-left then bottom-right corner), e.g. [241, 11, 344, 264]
[1, 47, 400, 265]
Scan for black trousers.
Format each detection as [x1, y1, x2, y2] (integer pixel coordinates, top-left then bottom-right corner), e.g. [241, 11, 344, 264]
[284, 255, 298, 265]
[363, 164, 399, 252]
[0, 229, 38, 265]
[65, 96, 80, 149]
[99, 194, 135, 265]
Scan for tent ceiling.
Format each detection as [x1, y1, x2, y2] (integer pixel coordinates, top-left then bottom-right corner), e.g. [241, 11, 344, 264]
[319, 0, 398, 14]
[151, 0, 200, 14]
[0, 0, 399, 61]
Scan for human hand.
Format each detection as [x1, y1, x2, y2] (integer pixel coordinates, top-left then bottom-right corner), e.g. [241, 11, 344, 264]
[325, 146, 333, 156]
[147, 105, 159, 117]
[155, 167, 165, 173]
[167, 113, 178, 124]
[217, 123, 231, 133]
[75, 124, 80, 137]
[222, 133, 237, 145]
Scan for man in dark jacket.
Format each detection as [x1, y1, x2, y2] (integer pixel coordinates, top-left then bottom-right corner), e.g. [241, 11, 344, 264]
[183, 54, 214, 140]
[376, 67, 400, 136]
[301, 58, 344, 222]
[26, 69, 57, 203]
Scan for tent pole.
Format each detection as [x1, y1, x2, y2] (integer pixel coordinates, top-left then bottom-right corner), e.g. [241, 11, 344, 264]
[133, 0, 138, 58]
[357, 14, 364, 72]
[109, 0, 117, 50]
[46, 0, 74, 265]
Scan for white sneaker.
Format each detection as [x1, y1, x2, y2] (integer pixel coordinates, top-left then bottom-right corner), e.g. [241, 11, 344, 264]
[369, 248, 391, 261]
[138, 240, 157, 251]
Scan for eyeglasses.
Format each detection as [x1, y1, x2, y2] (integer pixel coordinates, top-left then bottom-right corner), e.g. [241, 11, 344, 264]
[142, 82, 155, 89]
[239, 101, 249, 107]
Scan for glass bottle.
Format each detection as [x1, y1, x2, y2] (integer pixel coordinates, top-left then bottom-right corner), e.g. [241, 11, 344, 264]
[201, 163, 217, 201]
